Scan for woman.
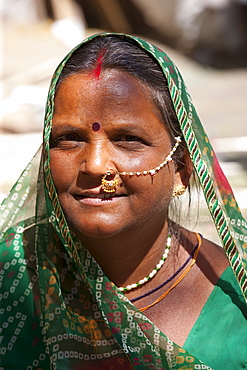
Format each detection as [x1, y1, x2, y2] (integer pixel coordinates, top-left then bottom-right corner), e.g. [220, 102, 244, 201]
[0, 33, 246, 369]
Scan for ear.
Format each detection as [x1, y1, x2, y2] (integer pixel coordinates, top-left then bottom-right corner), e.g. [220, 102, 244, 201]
[174, 149, 193, 188]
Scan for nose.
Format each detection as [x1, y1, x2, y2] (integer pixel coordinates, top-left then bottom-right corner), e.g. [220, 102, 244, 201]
[81, 140, 112, 178]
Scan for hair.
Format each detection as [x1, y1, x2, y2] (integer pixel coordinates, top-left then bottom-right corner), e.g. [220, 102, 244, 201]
[56, 35, 186, 166]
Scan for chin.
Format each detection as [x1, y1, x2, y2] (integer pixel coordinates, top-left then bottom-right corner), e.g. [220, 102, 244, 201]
[68, 220, 124, 240]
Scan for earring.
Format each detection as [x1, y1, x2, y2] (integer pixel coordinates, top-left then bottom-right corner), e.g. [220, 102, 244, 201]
[101, 170, 119, 193]
[173, 185, 186, 197]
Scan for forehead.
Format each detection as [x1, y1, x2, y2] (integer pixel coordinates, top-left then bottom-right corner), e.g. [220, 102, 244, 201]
[53, 69, 166, 136]
[55, 69, 151, 104]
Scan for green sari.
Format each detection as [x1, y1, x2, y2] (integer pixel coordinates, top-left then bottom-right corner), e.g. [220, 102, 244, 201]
[1, 33, 247, 369]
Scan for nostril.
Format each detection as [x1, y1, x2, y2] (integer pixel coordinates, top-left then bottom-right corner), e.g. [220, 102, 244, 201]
[104, 169, 116, 180]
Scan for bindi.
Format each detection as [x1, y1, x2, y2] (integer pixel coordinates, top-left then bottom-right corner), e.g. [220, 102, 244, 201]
[92, 122, 101, 131]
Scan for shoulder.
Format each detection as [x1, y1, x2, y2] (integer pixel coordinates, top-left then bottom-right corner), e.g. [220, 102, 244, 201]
[197, 236, 229, 284]
[179, 226, 229, 285]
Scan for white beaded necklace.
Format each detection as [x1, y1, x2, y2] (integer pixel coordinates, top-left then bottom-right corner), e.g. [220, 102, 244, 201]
[118, 235, 171, 292]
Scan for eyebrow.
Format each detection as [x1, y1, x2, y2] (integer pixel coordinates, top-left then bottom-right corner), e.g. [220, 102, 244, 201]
[50, 125, 82, 135]
[110, 125, 150, 136]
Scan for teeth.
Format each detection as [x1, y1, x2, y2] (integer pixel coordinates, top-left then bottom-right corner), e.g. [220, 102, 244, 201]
[82, 194, 114, 199]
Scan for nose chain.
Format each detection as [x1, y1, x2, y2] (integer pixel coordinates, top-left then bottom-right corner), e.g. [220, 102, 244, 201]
[101, 136, 181, 193]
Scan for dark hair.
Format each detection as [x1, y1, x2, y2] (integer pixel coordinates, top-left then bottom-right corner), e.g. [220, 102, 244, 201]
[56, 35, 185, 165]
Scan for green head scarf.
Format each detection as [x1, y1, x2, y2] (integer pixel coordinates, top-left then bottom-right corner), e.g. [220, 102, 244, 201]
[0, 33, 246, 370]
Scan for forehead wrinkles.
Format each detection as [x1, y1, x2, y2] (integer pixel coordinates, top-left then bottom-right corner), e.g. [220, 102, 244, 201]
[93, 70, 152, 107]
[53, 70, 156, 121]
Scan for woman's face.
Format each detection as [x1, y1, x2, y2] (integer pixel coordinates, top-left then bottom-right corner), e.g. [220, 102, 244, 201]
[50, 69, 184, 241]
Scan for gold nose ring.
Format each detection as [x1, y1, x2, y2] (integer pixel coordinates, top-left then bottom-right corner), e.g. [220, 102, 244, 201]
[101, 170, 119, 193]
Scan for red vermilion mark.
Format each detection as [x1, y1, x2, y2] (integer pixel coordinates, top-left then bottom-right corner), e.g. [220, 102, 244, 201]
[92, 49, 105, 78]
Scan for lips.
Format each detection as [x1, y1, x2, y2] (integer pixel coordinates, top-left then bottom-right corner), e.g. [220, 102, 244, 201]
[76, 193, 114, 199]
[74, 192, 126, 201]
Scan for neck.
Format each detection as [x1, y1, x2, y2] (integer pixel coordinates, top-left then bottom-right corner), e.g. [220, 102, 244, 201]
[77, 220, 171, 288]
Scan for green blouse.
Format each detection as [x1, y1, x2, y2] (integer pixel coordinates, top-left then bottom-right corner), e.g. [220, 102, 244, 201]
[184, 267, 247, 369]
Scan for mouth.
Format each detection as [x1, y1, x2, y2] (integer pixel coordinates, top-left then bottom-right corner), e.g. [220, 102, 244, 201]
[74, 193, 126, 201]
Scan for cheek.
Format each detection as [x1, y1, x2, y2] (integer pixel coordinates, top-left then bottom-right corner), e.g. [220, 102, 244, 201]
[50, 153, 75, 193]
[123, 166, 175, 205]
[121, 173, 174, 228]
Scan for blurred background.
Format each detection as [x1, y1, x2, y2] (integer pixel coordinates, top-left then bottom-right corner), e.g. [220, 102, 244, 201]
[1, 0, 247, 219]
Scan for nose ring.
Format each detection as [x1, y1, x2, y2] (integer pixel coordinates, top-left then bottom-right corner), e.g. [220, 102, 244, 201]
[101, 170, 119, 193]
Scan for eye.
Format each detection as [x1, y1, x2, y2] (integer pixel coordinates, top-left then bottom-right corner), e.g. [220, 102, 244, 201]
[114, 134, 148, 151]
[120, 135, 143, 142]
[50, 133, 84, 149]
